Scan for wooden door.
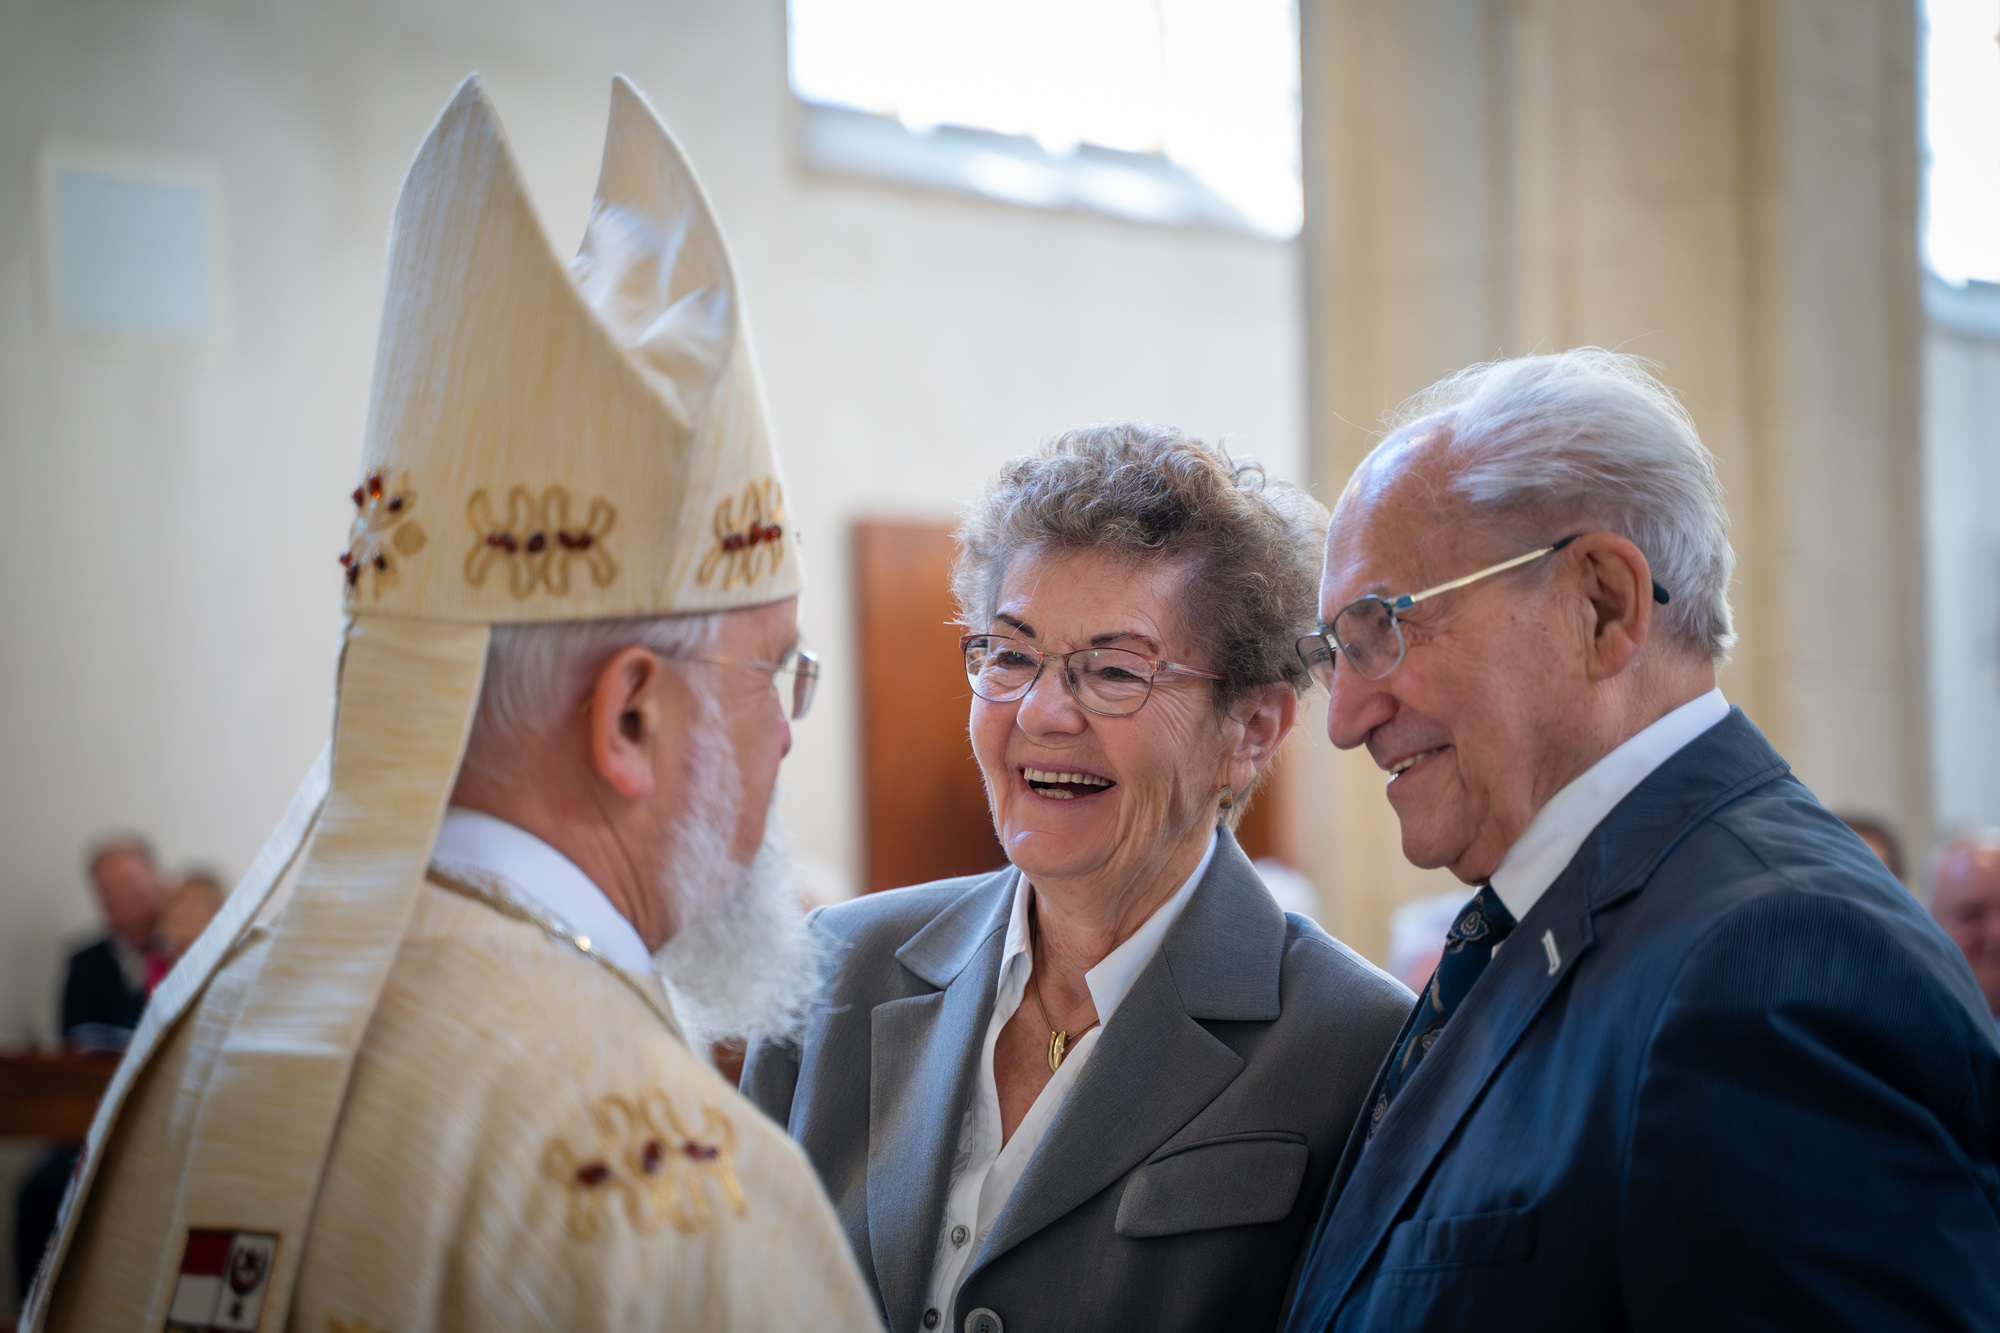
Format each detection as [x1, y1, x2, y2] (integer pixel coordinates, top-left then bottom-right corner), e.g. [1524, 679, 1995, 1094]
[855, 521, 1007, 893]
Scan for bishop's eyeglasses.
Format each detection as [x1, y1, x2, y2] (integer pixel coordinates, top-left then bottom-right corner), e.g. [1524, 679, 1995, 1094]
[961, 634, 1224, 718]
[653, 646, 821, 720]
[1296, 534, 1670, 686]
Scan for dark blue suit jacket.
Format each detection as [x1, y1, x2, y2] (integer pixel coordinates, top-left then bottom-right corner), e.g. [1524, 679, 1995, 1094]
[1285, 709, 2000, 1331]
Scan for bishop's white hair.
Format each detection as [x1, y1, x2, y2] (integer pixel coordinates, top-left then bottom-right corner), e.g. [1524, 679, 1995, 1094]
[461, 613, 723, 786]
[1361, 349, 1736, 662]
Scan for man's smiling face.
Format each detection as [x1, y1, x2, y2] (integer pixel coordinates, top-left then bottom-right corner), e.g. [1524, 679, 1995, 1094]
[1319, 445, 1585, 884]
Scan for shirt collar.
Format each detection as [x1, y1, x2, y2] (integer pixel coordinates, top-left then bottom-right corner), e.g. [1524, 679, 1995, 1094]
[1001, 829, 1218, 1026]
[431, 806, 655, 975]
[1488, 688, 1730, 922]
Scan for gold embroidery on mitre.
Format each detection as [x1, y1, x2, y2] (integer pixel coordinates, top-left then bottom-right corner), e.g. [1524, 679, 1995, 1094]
[542, 1090, 745, 1241]
[697, 478, 786, 590]
[465, 486, 617, 598]
[339, 471, 426, 599]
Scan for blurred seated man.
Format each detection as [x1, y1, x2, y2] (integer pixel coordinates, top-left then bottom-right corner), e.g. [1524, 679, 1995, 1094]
[62, 834, 166, 1046]
[1932, 832, 2000, 1023]
[158, 869, 226, 961]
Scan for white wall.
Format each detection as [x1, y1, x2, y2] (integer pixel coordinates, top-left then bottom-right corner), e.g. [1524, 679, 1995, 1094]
[0, 0, 1304, 1040]
[1924, 278, 2000, 839]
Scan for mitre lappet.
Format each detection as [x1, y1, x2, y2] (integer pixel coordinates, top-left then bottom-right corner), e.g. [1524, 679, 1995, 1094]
[25, 72, 801, 1328]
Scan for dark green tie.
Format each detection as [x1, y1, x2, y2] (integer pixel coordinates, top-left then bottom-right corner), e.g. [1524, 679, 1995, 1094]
[1367, 884, 1517, 1141]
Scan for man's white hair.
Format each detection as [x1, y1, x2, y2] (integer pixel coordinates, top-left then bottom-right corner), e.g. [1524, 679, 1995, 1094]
[462, 614, 722, 784]
[1363, 348, 1736, 662]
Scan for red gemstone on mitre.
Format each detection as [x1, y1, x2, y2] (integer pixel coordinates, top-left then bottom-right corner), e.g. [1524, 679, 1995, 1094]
[500, 534, 518, 553]
[350, 488, 364, 507]
[387, 495, 403, 512]
[575, 1162, 610, 1187]
[683, 1142, 720, 1161]
[525, 532, 546, 554]
[723, 533, 745, 552]
[367, 473, 383, 497]
[641, 1140, 664, 1174]
[573, 532, 593, 549]
[373, 554, 387, 571]
[338, 552, 352, 566]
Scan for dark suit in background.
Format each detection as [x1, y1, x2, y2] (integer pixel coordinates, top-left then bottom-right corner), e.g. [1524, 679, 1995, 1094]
[1285, 710, 2000, 1332]
[59, 937, 148, 1034]
[747, 833, 1411, 1333]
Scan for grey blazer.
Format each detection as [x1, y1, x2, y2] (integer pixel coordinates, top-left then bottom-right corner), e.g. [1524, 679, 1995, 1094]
[743, 830, 1411, 1333]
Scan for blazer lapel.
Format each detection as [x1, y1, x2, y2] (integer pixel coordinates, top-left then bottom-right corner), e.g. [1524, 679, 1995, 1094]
[968, 833, 1286, 1275]
[1291, 709, 1791, 1324]
[867, 870, 1014, 1333]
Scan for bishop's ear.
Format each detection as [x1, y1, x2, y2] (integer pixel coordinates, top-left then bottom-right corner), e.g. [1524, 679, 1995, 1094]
[587, 645, 666, 800]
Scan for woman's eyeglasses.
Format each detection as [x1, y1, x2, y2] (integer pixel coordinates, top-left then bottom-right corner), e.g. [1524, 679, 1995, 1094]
[961, 634, 1223, 718]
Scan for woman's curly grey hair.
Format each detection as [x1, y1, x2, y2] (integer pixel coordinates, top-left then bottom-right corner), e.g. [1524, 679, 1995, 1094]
[952, 422, 1328, 823]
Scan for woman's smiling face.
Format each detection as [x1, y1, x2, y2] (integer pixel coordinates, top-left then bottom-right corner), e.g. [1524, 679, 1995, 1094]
[971, 548, 1236, 890]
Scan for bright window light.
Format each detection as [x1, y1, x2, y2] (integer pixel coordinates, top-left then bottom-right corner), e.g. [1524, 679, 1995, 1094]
[788, 0, 1302, 239]
[1925, 0, 2000, 285]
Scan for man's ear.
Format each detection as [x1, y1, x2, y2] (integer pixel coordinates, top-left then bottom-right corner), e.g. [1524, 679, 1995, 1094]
[1225, 683, 1297, 793]
[588, 645, 667, 800]
[1569, 531, 1653, 681]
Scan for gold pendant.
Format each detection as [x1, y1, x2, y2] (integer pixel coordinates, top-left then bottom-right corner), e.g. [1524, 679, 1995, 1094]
[1047, 1030, 1068, 1072]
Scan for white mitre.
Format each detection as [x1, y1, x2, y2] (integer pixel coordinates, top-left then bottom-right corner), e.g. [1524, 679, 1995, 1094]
[26, 74, 799, 1330]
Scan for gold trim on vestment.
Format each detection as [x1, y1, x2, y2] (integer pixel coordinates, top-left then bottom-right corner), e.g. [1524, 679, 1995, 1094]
[423, 866, 682, 1041]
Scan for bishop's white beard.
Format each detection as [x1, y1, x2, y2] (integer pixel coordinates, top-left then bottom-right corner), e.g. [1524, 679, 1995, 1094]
[652, 695, 821, 1049]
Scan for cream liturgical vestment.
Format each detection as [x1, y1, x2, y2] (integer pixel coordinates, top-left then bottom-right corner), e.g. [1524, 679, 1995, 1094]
[26, 75, 879, 1333]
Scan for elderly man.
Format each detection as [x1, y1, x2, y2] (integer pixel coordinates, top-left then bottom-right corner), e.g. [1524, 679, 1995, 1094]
[1933, 833, 2000, 1023]
[62, 836, 167, 1039]
[27, 77, 878, 1332]
[1284, 350, 2000, 1331]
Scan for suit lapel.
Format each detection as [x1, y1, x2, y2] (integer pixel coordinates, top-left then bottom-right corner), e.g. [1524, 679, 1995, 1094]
[867, 871, 1013, 1333]
[968, 833, 1285, 1276]
[1291, 709, 1792, 1324]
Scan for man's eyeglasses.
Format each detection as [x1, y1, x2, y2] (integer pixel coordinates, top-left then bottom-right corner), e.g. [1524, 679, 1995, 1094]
[656, 647, 821, 719]
[1296, 534, 1670, 686]
[961, 634, 1224, 718]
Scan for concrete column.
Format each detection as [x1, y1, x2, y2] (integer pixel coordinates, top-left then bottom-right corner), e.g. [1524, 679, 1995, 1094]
[1298, 0, 1925, 957]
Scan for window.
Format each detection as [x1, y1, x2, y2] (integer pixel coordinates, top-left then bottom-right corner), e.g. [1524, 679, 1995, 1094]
[788, 0, 1302, 240]
[1924, 0, 2000, 285]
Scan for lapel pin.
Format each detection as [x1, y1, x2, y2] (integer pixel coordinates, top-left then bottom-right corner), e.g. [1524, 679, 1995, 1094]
[1542, 930, 1561, 975]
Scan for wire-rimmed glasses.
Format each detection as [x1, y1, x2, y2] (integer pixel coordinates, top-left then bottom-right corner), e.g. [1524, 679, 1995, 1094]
[960, 634, 1224, 718]
[1296, 537, 1581, 686]
[657, 647, 821, 719]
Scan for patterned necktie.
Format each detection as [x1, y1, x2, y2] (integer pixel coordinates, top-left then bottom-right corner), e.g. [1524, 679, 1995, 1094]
[1367, 884, 1517, 1140]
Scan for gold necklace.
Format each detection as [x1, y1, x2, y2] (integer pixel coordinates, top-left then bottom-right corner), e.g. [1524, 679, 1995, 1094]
[1028, 918, 1100, 1072]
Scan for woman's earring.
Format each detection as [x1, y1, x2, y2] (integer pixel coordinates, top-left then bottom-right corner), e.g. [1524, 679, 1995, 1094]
[1218, 785, 1235, 810]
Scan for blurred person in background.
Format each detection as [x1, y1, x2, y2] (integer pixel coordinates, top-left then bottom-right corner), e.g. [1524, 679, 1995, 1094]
[62, 834, 166, 1047]
[1385, 891, 1464, 993]
[158, 869, 226, 960]
[746, 424, 1410, 1333]
[1837, 812, 1905, 884]
[1931, 832, 2000, 1024]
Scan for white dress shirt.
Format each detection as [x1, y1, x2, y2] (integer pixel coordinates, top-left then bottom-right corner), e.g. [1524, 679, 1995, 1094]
[430, 806, 655, 974]
[1488, 689, 1731, 924]
[919, 831, 1218, 1326]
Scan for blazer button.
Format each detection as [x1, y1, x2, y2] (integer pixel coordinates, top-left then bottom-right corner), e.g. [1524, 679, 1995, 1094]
[964, 1309, 1003, 1333]
[923, 1310, 940, 1329]
[951, 1224, 970, 1247]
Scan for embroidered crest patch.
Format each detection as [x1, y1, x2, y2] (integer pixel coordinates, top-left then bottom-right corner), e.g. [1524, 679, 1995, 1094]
[165, 1229, 277, 1331]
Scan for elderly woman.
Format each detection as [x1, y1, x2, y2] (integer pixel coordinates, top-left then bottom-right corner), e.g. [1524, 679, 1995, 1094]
[744, 424, 1409, 1333]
